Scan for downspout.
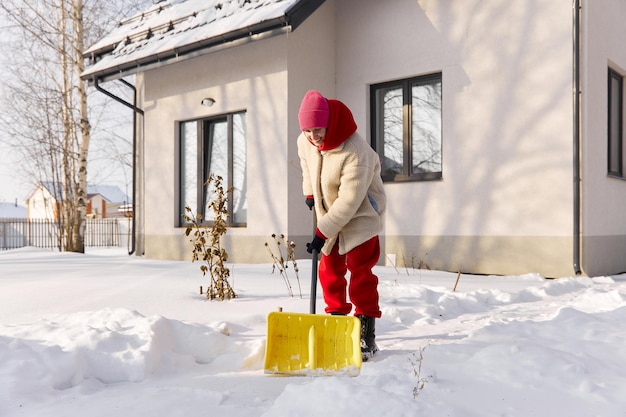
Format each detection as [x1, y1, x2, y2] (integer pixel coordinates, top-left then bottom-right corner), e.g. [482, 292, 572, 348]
[94, 77, 144, 255]
[572, 0, 583, 275]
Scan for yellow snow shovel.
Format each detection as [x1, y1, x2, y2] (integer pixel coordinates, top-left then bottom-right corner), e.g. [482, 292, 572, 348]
[264, 248, 362, 376]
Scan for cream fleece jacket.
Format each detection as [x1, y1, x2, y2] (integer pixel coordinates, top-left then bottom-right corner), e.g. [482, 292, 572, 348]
[298, 131, 386, 256]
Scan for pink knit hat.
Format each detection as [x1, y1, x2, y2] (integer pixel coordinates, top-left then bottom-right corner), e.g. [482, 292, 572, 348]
[298, 90, 330, 130]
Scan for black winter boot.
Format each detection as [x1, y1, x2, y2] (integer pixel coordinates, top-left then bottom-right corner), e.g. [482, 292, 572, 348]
[357, 315, 378, 362]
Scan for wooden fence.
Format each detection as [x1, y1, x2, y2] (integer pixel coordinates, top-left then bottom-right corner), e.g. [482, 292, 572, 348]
[0, 218, 124, 250]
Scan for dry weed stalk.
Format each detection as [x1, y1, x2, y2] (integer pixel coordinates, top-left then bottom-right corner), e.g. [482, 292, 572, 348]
[409, 345, 431, 399]
[265, 233, 302, 298]
[183, 174, 236, 301]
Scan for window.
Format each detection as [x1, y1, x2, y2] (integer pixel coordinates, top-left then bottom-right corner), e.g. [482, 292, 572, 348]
[179, 112, 247, 226]
[371, 73, 442, 182]
[608, 68, 624, 178]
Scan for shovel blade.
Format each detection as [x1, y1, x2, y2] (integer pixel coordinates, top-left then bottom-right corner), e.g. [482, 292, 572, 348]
[264, 312, 362, 376]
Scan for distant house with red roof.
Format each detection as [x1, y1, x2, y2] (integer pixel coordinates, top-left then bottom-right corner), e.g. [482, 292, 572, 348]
[25, 182, 130, 220]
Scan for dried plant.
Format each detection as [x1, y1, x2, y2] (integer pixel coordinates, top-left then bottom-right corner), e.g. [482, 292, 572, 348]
[183, 174, 236, 301]
[400, 252, 431, 275]
[409, 345, 431, 399]
[264, 233, 302, 298]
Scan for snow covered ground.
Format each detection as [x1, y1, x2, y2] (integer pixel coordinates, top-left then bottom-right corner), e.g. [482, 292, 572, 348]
[1, 246, 626, 416]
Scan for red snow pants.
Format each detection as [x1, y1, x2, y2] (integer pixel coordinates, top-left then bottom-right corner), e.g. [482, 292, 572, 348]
[318, 236, 382, 318]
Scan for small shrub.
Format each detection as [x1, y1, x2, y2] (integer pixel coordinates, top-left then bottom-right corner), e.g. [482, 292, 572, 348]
[183, 174, 236, 301]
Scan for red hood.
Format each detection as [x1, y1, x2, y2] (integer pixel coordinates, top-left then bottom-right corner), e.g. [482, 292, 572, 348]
[317, 99, 357, 151]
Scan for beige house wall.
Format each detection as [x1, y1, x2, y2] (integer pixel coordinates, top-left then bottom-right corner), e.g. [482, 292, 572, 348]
[138, 1, 337, 263]
[26, 186, 57, 220]
[335, 0, 576, 276]
[131, 0, 626, 277]
[579, 0, 626, 276]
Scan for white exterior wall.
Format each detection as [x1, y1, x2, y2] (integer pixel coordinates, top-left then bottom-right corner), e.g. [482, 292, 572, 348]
[138, 1, 337, 262]
[87, 195, 106, 218]
[26, 187, 57, 220]
[580, 0, 626, 276]
[140, 35, 290, 262]
[286, 0, 337, 242]
[130, 0, 626, 277]
[336, 0, 575, 276]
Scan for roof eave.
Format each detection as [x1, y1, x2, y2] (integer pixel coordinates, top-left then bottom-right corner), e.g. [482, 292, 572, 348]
[82, 0, 325, 83]
[284, 0, 324, 30]
[83, 24, 289, 83]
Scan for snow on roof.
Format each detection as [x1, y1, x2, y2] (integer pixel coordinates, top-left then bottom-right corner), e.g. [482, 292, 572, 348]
[82, 0, 321, 81]
[31, 182, 130, 204]
[87, 185, 131, 204]
[0, 202, 27, 219]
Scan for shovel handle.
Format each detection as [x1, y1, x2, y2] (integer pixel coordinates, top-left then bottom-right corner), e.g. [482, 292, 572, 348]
[310, 210, 319, 315]
[310, 248, 318, 314]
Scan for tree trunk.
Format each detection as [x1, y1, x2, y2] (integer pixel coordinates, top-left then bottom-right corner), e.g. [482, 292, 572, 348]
[74, 0, 89, 253]
[0, 0, 145, 253]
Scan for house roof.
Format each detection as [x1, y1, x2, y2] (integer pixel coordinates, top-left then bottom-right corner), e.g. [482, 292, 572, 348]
[87, 185, 131, 204]
[0, 202, 27, 219]
[82, 0, 324, 83]
[25, 182, 62, 202]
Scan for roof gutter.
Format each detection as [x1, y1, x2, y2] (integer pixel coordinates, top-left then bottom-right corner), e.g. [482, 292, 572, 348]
[94, 77, 143, 255]
[82, 0, 326, 83]
[83, 21, 291, 84]
[572, 0, 583, 275]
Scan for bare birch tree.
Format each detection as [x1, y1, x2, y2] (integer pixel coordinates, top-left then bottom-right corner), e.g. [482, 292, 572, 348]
[0, 0, 148, 252]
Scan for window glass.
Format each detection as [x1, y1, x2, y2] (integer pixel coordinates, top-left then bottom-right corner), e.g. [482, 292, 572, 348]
[378, 86, 404, 177]
[371, 73, 442, 182]
[179, 112, 247, 226]
[608, 70, 623, 177]
[180, 121, 198, 217]
[232, 113, 247, 224]
[411, 79, 442, 174]
[203, 119, 228, 221]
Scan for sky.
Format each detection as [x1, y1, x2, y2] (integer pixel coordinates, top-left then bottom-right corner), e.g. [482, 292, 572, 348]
[0, 130, 132, 205]
[0, 79, 134, 205]
[0, 13, 23, 204]
[0, 142, 24, 204]
[0, 0, 296, 206]
[2, 246, 626, 416]
[0, 4, 138, 206]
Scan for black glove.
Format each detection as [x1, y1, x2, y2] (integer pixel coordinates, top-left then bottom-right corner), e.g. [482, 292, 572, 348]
[306, 235, 325, 254]
[305, 196, 314, 210]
